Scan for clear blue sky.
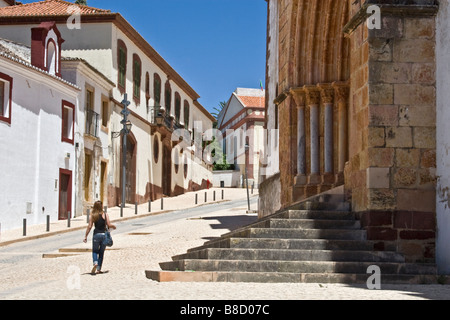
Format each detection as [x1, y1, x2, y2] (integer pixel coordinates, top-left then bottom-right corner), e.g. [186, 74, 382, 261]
[21, 0, 268, 115]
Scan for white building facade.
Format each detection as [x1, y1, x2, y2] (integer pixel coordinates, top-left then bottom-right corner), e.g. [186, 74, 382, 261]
[217, 88, 266, 189]
[0, 0, 214, 229]
[0, 26, 79, 231]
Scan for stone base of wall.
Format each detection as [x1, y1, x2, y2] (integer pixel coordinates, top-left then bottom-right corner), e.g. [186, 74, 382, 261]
[293, 172, 345, 203]
[259, 173, 281, 219]
[357, 210, 436, 263]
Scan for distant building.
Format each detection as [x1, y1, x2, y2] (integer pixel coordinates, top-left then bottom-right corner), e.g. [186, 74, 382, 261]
[217, 88, 265, 188]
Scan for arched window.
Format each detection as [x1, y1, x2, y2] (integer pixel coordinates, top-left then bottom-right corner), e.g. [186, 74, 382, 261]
[132, 54, 141, 103]
[47, 40, 56, 76]
[153, 73, 161, 107]
[145, 72, 150, 101]
[184, 100, 190, 129]
[117, 40, 127, 92]
[175, 92, 181, 124]
[165, 80, 171, 115]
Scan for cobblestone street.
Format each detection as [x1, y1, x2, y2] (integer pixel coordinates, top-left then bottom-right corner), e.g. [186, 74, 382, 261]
[0, 189, 449, 301]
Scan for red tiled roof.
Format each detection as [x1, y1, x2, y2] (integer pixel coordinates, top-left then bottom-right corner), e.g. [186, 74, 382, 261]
[0, 0, 111, 16]
[238, 95, 265, 108]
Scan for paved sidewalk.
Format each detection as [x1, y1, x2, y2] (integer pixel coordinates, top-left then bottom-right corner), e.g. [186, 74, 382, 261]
[0, 188, 253, 247]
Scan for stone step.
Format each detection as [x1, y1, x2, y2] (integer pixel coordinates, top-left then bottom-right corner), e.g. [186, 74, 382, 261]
[229, 238, 378, 251]
[173, 248, 405, 263]
[248, 228, 367, 241]
[159, 259, 437, 275]
[291, 201, 351, 212]
[281, 210, 356, 221]
[269, 218, 361, 229]
[147, 270, 439, 284]
[188, 238, 379, 252]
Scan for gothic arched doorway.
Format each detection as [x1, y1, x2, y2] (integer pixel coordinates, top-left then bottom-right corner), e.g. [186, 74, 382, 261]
[162, 142, 172, 197]
[120, 132, 137, 204]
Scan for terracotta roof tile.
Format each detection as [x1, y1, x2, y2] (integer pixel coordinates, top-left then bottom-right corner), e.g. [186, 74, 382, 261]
[0, 0, 111, 17]
[238, 95, 265, 108]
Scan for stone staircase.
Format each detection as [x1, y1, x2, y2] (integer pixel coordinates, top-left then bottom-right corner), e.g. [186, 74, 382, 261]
[146, 188, 438, 284]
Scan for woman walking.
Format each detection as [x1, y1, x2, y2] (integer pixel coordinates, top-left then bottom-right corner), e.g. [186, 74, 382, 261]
[83, 201, 116, 274]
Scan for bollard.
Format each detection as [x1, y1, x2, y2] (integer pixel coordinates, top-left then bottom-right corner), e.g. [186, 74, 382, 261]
[148, 199, 152, 213]
[46, 215, 50, 232]
[252, 184, 254, 195]
[222, 189, 224, 200]
[23, 219, 26, 237]
[195, 193, 198, 205]
[87, 209, 90, 224]
[135, 202, 138, 215]
[67, 211, 71, 228]
[161, 197, 164, 210]
[213, 190, 216, 201]
[104, 206, 108, 213]
[204, 192, 207, 203]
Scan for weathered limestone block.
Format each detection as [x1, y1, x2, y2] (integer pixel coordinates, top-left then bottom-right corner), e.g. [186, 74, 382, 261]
[397, 189, 436, 212]
[414, 127, 436, 149]
[394, 84, 436, 106]
[395, 148, 421, 168]
[369, 62, 411, 84]
[393, 167, 418, 188]
[368, 147, 395, 167]
[368, 188, 396, 211]
[369, 83, 394, 105]
[369, 105, 399, 126]
[367, 167, 391, 189]
[385, 126, 413, 148]
[368, 127, 386, 147]
[399, 105, 436, 127]
[393, 39, 436, 63]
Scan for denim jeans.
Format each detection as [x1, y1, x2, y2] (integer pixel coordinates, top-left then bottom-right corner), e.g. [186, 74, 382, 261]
[92, 233, 107, 270]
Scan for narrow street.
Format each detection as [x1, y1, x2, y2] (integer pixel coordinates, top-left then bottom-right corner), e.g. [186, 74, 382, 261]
[0, 192, 449, 301]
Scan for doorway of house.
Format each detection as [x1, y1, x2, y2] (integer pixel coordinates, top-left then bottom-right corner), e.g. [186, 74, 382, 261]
[162, 144, 172, 196]
[59, 169, 72, 220]
[120, 133, 137, 204]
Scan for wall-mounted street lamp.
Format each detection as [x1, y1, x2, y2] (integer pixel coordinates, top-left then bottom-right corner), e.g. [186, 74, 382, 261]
[153, 106, 165, 126]
[111, 94, 131, 217]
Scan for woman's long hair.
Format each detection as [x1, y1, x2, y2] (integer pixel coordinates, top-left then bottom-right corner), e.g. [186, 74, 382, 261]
[91, 201, 103, 224]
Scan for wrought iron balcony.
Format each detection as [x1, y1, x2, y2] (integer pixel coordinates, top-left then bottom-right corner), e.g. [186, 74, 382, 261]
[153, 106, 174, 130]
[85, 109, 99, 138]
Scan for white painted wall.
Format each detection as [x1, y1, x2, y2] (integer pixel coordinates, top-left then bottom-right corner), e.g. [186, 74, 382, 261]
[0, 57, 78, 231]
[213, 170, 240, 188]
[436, 1, 450, 275]
[61, 60, 114, 215]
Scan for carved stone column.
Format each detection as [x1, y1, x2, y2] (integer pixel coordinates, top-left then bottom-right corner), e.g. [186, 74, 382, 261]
[290, 88, 307, 185]
[333, 82, 349, 174]
[320, 84, 335, 174]
[304, 86, 321, 181]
